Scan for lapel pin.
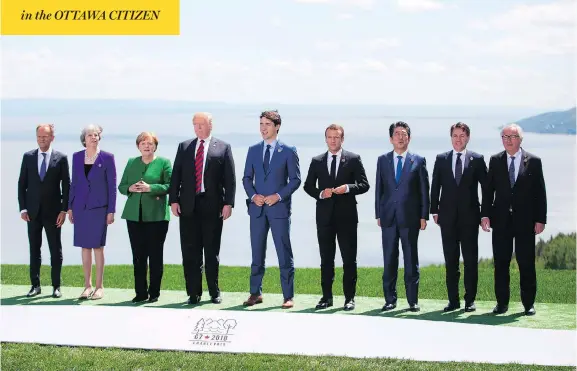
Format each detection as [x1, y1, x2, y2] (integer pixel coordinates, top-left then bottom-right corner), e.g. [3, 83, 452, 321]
[98, 163, 102, 167]
[278, 148, 282, 152]
[470, 156, 473, 161]
[341, 158, 345, 163]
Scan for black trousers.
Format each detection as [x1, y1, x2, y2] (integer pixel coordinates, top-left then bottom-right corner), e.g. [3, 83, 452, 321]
[28, 207, 63, 288]
[316, 214, 358, 300]
[440, 222, 479, 305]
[492, 217, 536, 309]
[126, 209, 169, 298]
[180, 195, 223, 298]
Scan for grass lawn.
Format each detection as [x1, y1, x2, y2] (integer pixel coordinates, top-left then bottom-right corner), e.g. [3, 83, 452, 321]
[1, 264, 575, 370]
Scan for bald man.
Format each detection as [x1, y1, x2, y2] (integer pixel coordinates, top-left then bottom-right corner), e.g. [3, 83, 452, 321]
[169, 113, 236, 305]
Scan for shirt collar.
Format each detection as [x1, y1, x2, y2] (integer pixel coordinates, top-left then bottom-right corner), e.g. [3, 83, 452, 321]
[508, 149, 521, 159]
[328, 148, 343, 157]
[264, 139, 277, 148]
[453, 149, 467, 157]
[198, 135, 211, 144]
[38, 147, 52, 156]
[393, 150, 407, 158]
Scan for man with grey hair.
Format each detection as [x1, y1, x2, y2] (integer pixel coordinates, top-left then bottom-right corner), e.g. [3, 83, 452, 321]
[481, 123, 547, 316]
[18, 124, 70, 298]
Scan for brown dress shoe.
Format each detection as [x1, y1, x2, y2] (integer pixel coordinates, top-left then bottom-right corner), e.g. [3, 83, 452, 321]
[282, 298, 294, 309]
[243, 294, 263, 306]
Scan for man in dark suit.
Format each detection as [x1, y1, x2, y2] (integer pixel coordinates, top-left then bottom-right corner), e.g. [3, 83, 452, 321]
[481, 123, 546, 316]
[169, 112, 236, 305]
[430, 122, 487, 313]
[242, 110, 301, 309]
[18, 124, 70, 298]
[303, 124, 369, 311]
[375, 121, 429, 312]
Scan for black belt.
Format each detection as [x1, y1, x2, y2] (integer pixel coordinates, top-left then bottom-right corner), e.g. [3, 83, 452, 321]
[196, 192, 206, 197]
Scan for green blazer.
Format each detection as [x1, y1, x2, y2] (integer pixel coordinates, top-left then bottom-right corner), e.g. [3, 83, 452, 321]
[118, 156, 172, 222]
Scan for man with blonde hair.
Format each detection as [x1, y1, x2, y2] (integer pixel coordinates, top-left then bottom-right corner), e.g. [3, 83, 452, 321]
[18, 124, 70, 298]
[169, 112, 236, 305]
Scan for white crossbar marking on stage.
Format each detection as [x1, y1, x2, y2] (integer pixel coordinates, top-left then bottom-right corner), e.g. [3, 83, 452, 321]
[1, 305, 575, 366]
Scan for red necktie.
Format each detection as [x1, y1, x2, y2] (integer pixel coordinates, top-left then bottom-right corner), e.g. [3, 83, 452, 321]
[195, 140, 204, 193]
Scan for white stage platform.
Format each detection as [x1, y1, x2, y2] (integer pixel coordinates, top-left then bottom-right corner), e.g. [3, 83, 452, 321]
[1, 304, 575, 366]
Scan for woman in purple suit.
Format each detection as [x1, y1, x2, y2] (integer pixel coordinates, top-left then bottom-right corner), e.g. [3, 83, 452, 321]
[67, 124, 117, 300]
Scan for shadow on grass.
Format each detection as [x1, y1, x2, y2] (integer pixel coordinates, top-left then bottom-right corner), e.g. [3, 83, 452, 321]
[0, 294, 528, 327]
[358, 307, 527, 326]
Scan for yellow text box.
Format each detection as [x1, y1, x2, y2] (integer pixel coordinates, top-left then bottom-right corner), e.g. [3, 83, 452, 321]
[1, 0, 180, 35]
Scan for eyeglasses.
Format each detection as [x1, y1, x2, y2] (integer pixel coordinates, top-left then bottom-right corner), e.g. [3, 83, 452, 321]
[501, 135, 520, 140]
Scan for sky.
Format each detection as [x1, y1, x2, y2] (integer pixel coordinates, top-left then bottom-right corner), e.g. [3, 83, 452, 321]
[1, 0, 576, 108]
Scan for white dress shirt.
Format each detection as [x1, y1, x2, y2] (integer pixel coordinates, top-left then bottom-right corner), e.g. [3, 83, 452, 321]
[452, 149, 467, 178]
[393, 150, 407, 172]
[507, 149, 522, 181]
[194, 135, 211, 193]
[319, 149, 349, 199]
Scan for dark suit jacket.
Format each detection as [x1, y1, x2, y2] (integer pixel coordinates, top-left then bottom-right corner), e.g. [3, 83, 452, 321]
[18, 149, 71, 220]
[430, 150, 487, 226]
[68, 150, 117, 214]
[481, 149, 547, 229]
[169, 136, 236, 218]
[303, 149, 369, 225]
[375, 151, 430, 229]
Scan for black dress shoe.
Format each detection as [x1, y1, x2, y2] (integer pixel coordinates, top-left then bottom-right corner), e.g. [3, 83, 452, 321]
[382, 302, 396, 311]
[211, 296, 222, 304]
[525, 306, 536, 316]
[409, 304, 420, 312]
[315, 297, 333, 310]
[443, 302, 460, 312]
[148, 296, 159, 303]
[188, 295, 201, 305]
[27, 286, 41, 297]
[52, 287, 62, 298]
[132, 295, 148, 303]
[465, 302, 476, 312]
[344, 299, 355, 311]
[493, 304, 508, 314]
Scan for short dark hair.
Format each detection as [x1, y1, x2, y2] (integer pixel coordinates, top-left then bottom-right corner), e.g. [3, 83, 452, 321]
[450, 122, 470, 136]
[325, 124, 344, 138]
[389, 121, 411, 138]
[260, 110, 281, 126]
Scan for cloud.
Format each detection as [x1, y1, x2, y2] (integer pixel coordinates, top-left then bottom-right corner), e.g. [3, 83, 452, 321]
[295, 0, 374, 10]
[465, 0, 576, 56]
[362, 37, 401, 50]
[396, 0, 444, 12]
[315, 40, 341, 52]
[335, 13, 353, 20]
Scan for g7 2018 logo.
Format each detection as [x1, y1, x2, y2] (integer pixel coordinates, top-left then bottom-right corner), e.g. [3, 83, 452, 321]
[190, 318, 237, 347]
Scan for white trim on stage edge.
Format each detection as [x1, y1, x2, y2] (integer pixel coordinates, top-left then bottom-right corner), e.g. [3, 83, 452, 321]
[1, 305, 575, 366]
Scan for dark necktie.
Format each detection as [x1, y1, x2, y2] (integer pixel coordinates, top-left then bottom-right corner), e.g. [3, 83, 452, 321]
[509, 156, 516, 188]
[39, 153, 47, 181]
[330, 154, 337, 180]
[455, 153, 462, 185]
[395, 155, 403, 184]
[263, 144, 271, 173]
[195, 140, 204, 193]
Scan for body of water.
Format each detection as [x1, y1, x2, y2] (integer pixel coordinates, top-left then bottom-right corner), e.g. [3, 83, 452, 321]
[1, 104, 574, 268]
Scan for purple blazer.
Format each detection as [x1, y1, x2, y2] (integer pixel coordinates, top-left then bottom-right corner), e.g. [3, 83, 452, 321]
[68, 150, 117, 214]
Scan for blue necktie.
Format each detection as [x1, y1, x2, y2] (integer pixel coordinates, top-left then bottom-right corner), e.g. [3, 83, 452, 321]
[263, 144, 271, 173]
[39, 153, 47, 181]
[395, 155, 403, 184]
[509, 156, 516, 188]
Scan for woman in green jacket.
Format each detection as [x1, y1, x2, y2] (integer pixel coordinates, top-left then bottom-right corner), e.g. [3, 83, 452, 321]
[118, 132, 172, 303]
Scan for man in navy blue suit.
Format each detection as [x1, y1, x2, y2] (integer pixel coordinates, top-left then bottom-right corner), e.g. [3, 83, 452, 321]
[375, 121, 430, 312]
[242, 110, 301, 309]
[430, 122, 487, 313]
